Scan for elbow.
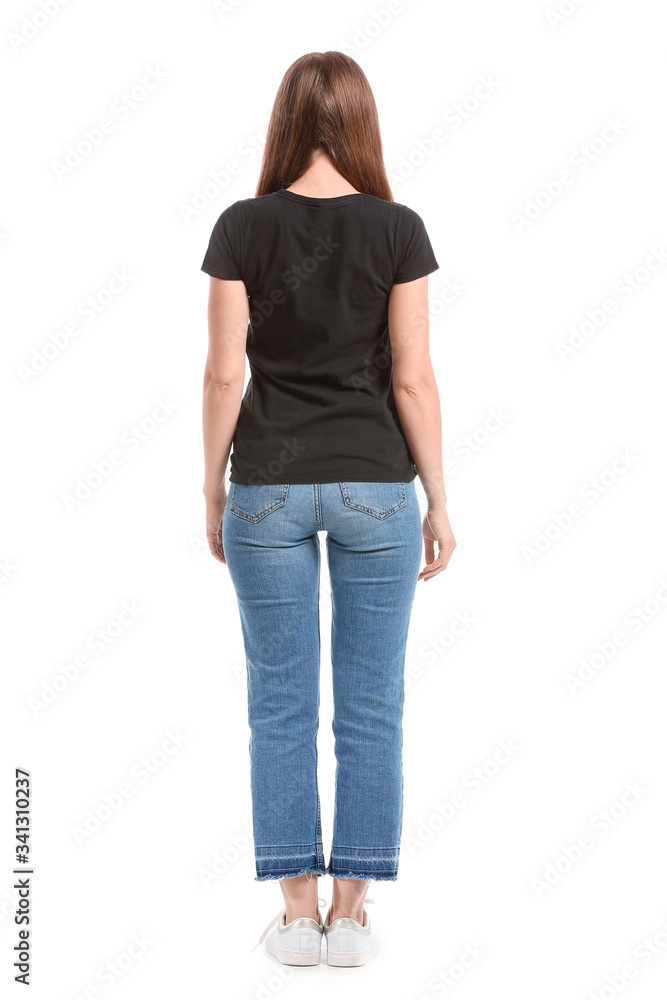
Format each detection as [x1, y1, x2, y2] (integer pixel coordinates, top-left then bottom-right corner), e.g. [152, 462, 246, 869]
[393, 375, 437, 398]
[203, 369, 244, 394]
[395, 383, 420, 399]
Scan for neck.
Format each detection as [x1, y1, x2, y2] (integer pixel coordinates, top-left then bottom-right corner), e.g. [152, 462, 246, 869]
[286, 153, 358, 198]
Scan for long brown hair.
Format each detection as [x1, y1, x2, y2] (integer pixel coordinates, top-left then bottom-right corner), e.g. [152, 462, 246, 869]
[255, 51, 393, 202]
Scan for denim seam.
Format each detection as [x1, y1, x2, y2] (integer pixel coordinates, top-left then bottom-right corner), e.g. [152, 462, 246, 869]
[256, 852, 322, 859]
[331, 855, 398, 861]
[331, 845, 401, 852]
[314, 535, 324, 867]
[255, 843, 323, 849]
[313, 483, 322, 529]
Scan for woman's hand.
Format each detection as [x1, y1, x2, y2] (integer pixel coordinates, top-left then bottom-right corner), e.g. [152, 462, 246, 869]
[419, 505, 456, 582]
[205, 493, 227, 564]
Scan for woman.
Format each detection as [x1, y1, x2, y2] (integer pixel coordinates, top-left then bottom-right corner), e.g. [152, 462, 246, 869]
[201, 51, 456, 968]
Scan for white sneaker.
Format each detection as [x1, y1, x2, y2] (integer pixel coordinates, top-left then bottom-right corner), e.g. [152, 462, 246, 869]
[323, 894, 380, 967]
[253, 896, 327, 966]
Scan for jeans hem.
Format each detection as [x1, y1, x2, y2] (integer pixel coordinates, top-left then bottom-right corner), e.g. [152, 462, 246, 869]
[326, 851, 399, 881]
[327, 869, 397, 881]
[255, 865, 327, 882]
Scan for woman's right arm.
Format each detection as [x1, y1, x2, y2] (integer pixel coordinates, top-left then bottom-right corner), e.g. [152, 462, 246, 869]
[388, 275, 456, 580]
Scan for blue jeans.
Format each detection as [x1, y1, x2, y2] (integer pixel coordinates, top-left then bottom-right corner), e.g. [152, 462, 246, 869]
[222, 481, 423, 881]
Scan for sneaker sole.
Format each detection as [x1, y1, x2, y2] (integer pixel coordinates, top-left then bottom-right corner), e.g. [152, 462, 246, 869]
[265, 938, 322, 966]
[326, 942, 380, 967]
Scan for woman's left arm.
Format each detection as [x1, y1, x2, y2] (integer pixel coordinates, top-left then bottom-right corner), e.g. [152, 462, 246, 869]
[202, 277, 249, 563]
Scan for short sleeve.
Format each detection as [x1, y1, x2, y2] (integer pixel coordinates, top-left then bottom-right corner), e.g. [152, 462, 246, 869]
[201, 202, 243, 280]
[393, 205, 439, 284]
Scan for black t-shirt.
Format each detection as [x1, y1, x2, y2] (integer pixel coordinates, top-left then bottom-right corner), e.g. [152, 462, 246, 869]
[201, 189, 439, 485]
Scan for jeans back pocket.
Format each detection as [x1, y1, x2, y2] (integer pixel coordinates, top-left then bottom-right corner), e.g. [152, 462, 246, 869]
[230, 483, 290, 522]
[339, 482, 406, 519]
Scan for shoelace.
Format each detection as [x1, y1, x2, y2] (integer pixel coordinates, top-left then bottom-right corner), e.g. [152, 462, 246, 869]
[251, 884, 375, 952]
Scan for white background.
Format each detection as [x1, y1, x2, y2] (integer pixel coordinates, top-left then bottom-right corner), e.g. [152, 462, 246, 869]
[2, 0, 666, 997]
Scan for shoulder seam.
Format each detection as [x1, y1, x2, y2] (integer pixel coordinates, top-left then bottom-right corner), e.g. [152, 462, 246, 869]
[230, 200, 243, 277]
[394, 203, 407, 271]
